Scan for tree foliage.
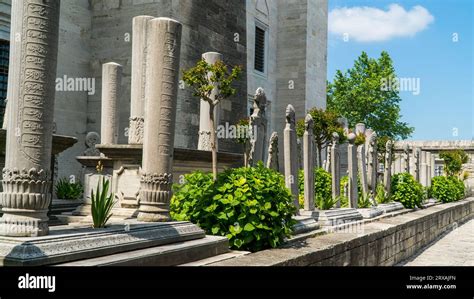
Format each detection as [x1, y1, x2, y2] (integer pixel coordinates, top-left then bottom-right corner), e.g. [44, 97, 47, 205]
[439, 150, 469, 177]
[327, 51, 414, 152]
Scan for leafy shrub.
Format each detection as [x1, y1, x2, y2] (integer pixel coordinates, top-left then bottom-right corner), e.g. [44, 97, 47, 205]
[55, 178, 83, 200]
[298, 168, 334, 209]
[430, 176, 465, 203]
[170, 163, 296, 252]
[390, 173, 424, 209]
[91, 177, 116, 228]
[375, 182, 391, 204]
[439, 150, 469, 176]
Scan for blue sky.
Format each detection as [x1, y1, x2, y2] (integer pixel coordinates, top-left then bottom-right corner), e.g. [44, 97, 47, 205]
[327, 0, 473, 141]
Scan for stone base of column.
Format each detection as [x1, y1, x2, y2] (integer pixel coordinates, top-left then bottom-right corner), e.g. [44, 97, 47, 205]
[0, 169, 52, 237]
[137, 173, 172, 222]
[198, 131, 211, 151]
[128, 117, 144, 144]
[0, 211, 49, 237]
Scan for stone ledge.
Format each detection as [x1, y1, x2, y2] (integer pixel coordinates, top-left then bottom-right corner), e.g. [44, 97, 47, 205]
[209, 198, 474, 266]
[0, 221, 207, 266]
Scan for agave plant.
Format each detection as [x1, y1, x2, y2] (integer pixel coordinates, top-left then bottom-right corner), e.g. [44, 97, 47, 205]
[375, 183, 391, 204]
[91, 177, 116, 228]
[358, 192, 373, 209]
[315, 195, 339, 210]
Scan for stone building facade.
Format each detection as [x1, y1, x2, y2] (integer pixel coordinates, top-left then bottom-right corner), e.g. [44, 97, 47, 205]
[0, 0, 328, 180]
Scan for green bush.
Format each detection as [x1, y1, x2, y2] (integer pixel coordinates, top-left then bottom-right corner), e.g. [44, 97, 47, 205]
[390, 173, 424, 209]
[91, 177, 116, 228]
[55, 178, 83, 200]
[170, 163, 296, 252]
[430, 176, 465, 203]
[298, 168, 335, 210]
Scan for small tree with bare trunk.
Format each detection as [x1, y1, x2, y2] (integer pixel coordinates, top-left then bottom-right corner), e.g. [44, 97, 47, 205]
[182, 59, 241, 181]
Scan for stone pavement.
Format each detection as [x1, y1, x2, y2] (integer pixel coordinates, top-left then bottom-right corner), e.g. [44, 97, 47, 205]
[401, 219, 474, 266]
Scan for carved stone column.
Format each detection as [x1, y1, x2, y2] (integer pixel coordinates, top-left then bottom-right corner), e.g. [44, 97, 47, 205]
[0, 0, 61, 237]
[347, 133, 358, 208]
[129, 16, 154, 145]
[249, 88, 267, 166]
[101, 62, 122, 144]
[330, 133, 340, 207]
[357, 145, 369, 196]
[266, 132, 279, 171]
[198, 52, 222, 151]
[138, 18, 182, 222]
[384, 140, 393, 195]
[284, 105, 299, 213]
[303, 114, 314, 212]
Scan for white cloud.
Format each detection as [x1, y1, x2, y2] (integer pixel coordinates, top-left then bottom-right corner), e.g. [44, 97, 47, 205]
[329, 4, 435, 42]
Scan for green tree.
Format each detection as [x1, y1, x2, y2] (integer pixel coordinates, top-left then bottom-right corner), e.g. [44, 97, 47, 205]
[183, 59, 241, 180]
[439, 150, 469, 177]
[296, 108, 345, 165]
[327, 51, 414, 156]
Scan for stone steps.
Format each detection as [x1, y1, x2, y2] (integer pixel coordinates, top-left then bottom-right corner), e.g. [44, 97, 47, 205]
[57, 235, 229, 266]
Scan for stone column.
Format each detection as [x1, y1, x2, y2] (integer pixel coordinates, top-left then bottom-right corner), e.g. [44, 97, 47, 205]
[101, 62, 122, 144]
[266, 132, 279, 171]
[138, 17, 182, 222]
[347, 133, 358, 208]
[411, 147, 420, 182]
[401, 144, 410, 173]
[384, 140, 393, 195]
[284, 105, 299, 213]
[357, 145, 369, 196]
[197, 52, 222, 151]
[420, 151, 427, 186]
[427, 152, 434, 187]
[394, 153, 401, 174]
[366, 131, 377, 196]
[249, 88, 267, 166]
[330, 133, 341, 207]
[0, 0, 61, 237]
[303, 114, 314, 212]
[129, 15, 154, 145]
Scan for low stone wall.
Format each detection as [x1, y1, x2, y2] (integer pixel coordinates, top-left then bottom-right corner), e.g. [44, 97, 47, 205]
[210, 198, 474, 266]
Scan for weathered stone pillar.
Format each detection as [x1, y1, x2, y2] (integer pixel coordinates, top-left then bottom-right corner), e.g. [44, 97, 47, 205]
[347, 133, 358, 208]
[249, 88, 268, 166]
[411, 147, 420, 182]
[138, 17, 182, 222]
[101, 62, 122, 144]
[357, 145, 369, 196]
[330, 133, 341, 207]
[401, 144, 410, 173]
[0, 0, 61, 237]
[266, 132, 279, 171]
[284, 105, 299, 213]
[384, 140, 393, 195]
[129, 15, 154, 145]
[366, 131, 378, 197]
[394, 153, 401, 174]
[198, 52, 222, 151]
[427, 152, 434, 187]
[420, 151, 427, 186]
[303, 114, 314, 212]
